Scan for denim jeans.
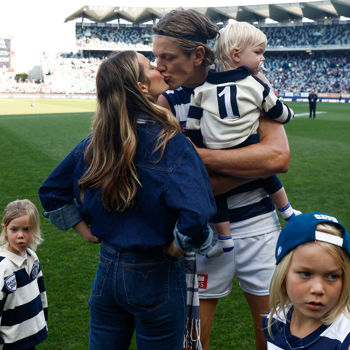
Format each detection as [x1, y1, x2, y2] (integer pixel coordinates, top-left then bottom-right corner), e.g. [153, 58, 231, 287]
[88, 242, 187, 350]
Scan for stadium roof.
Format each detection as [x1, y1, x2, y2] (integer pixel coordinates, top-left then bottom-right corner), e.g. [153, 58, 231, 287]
[64, 1, 350, 24]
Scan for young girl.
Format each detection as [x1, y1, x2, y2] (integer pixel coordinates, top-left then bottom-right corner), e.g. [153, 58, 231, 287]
[263, 212, 350, 349]
[0, 199, 48, 349]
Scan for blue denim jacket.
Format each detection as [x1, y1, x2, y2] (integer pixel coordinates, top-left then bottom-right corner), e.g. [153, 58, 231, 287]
[39, 114, 216, 253]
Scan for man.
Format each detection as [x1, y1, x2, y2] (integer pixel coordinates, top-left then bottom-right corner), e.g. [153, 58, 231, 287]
[308, 89, 318, 119]
[153, 9, 290, 350]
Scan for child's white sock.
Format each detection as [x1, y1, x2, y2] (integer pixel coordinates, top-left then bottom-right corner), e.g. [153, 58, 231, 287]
[206, 236, 234, 258]
[279, 203, 302, 221]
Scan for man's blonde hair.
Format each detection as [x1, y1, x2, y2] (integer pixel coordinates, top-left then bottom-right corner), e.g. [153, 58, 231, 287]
[216, 21, 267, 71]
[153, 9, 219, 67]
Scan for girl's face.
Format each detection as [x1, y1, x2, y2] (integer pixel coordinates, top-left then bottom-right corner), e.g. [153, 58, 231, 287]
[137, 53, 169, 99]
[234, 43, 265, 75]
[2, 215, 33, 256]
[152, 35, 200, 90]
[286, 242, 343, 330]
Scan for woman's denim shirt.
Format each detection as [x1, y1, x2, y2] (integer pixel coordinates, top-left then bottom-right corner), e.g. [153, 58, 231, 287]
[39, 115, 216, 253]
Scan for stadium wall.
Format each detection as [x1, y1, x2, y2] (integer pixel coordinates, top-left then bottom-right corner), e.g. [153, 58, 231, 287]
[281, 92, 350, 103]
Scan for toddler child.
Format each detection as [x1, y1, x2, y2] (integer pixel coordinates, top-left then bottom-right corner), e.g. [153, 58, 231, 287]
[0, 199, 48, 349]
[186, 21, 299, 258]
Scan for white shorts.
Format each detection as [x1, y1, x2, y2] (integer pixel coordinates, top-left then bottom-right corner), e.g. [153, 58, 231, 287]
[197, 230, 279, 298]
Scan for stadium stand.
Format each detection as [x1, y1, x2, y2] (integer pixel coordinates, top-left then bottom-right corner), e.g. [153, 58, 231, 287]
[37, 21, 350, 99]
[74, 21, 350, 51]
[264, 51, 350, 94]
[76, 23, 153, 52]
[261, 21, 350, 48]
[1, 2, 349, 101]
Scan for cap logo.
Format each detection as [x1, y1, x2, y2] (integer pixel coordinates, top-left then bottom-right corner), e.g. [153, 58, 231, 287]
[314, 214, 338, 223]
[277, 246, 282, 257]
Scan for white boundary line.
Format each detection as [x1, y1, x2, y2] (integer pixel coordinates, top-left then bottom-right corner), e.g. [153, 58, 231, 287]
[294, 111, 327, 117]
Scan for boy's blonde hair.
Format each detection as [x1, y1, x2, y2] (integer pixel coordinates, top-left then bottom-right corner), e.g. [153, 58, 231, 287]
[1, 199, 43, 251]
[215, 21, 267, 71]
[267, 222, 350, 337]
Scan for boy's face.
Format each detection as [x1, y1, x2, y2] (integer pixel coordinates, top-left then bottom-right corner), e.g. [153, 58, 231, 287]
[285, 242, 343, 329]
[235, 43, 265, 75]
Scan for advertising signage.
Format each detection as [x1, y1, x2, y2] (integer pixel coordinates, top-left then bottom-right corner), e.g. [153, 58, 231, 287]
[0, 38, 11, 68]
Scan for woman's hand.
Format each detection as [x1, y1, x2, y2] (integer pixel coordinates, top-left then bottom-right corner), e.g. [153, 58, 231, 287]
[165, 240, 184, 258]
[73, 221, 101, 244]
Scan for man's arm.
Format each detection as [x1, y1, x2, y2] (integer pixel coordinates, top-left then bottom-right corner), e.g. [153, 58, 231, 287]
[195, 117, 290, 178]
[209, 174, 251, 196]
[157, 91, 289, 187]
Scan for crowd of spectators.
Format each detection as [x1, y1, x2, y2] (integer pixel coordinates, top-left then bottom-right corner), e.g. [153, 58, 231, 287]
[1, 51, 349, 95]
[40, 52, 102, 94]
[260, 21, 350, 48]
[0, 53, 103, 94]
[1, 21, 349, 95]
[75, 21, 350, 51]
[264, 51, 350, 93]
[76, 23, 152, 51]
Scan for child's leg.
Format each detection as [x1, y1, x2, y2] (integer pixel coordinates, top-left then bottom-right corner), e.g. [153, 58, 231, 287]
[214, 221, 231, 237]
[206, 221, 234, 258]
[269, 187, 288, 210]
[265, 176, 302, 221]
[206, 195, 234, 258]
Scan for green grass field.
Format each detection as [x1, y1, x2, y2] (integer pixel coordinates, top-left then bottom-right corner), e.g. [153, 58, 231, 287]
[0, 98, 349, 349]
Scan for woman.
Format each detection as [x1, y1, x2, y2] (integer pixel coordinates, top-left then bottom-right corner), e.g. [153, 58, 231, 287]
[39, 51, 216, 350]
[152, 9, 290, 350]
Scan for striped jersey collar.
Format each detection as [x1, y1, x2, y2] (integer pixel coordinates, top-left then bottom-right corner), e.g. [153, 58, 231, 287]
[0, 245, 31, 266]
[206, 66, 251, 84]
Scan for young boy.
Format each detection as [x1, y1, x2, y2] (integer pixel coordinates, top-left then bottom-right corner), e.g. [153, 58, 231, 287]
[186, 21, 300, 258]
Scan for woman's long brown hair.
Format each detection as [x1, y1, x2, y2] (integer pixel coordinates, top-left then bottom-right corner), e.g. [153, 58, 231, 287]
[78, 51, 180, 211]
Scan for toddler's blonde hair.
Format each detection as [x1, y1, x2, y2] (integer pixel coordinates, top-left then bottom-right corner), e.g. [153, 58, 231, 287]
[215, 21, 267, 71]
[1, 199, 43, 251]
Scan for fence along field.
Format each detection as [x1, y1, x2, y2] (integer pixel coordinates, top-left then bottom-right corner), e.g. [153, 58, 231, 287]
[0, 99, 349, 349]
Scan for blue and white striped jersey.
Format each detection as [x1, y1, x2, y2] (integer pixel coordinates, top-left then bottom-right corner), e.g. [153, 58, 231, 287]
[163, 83, 280, 239]
[263, 307, 350, 350]
[187, 66, 294, 149]
[0, 245, 48, 349]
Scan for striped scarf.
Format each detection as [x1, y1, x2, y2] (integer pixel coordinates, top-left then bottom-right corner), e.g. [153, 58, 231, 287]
[183, 252, 202, 350]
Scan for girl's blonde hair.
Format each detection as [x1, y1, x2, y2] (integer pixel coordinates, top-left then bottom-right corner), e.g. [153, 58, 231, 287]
[267, 222, 350, 337]
[78, 50, 181, 212]
[215, 21, 267, 71]
[1, 199, 43, 251]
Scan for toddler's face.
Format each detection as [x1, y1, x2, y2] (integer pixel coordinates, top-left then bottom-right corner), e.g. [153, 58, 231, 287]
[285, 242, 343, 329]
[3, 214, 33, 256]
[237, 43, 265, 75]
